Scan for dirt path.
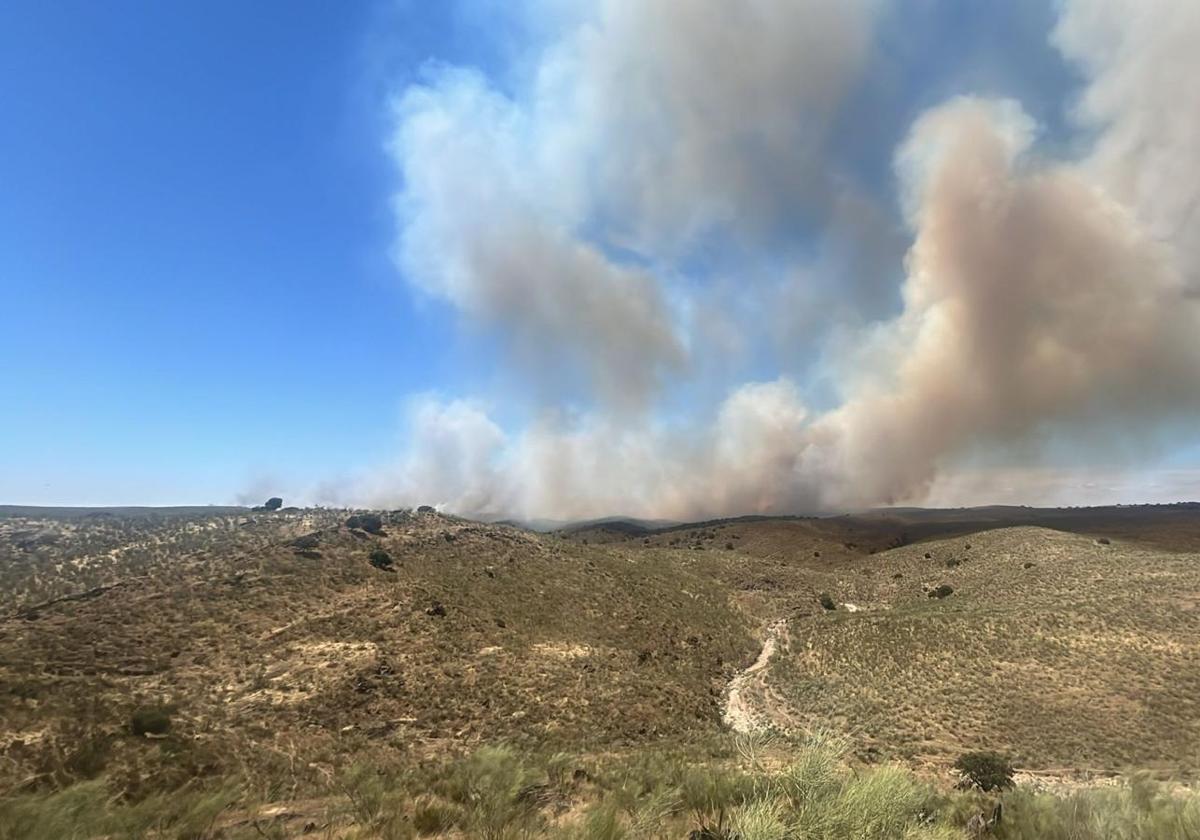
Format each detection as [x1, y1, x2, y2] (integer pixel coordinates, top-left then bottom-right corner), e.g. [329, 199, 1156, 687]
[723, 618, 787, 734]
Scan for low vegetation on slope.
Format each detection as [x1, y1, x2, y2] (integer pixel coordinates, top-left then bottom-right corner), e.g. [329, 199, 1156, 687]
[6, 504, 1200, 837]
[764, 527, 1200, 773]
[563, 508, 1200, 777]
[0, 509, 755, 796]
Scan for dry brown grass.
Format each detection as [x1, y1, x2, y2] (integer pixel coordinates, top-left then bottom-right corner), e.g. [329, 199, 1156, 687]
[0, 509, 756, 796]
[764, 527, 1200, 774]
[6, 502, 1200, 807]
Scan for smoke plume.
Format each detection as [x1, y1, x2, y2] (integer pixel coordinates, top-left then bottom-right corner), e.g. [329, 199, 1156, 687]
[362, 0, 1200, 520]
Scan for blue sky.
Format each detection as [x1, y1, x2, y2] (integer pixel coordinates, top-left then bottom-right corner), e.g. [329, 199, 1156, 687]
[3, 1, 1198, 513]
[0, 2, 470, 504]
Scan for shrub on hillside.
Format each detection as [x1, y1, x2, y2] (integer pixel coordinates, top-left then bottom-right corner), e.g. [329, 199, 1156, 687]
[129, 706, 172, 737]
[290, 532, 320, 550]
[818, 593, 836, 611]
[953, 750, 1014, 792]
[413, 797, 463, 835]
[369, 549, 395, 571]
[345, 513, 384, 534]
[439, 746, 542, 839]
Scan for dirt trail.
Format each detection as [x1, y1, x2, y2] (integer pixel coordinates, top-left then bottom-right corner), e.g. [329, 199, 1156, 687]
[723, 618, 787, 734]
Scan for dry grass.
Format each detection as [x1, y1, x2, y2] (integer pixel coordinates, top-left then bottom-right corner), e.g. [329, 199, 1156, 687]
[0, 509, 756, 796]
[6, 503, 1200, 826]
[765, 527, 1200, 774]
[5, 735, 1200, 839]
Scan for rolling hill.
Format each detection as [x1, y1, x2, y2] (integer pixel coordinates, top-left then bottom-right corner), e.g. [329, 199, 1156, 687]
[5, 503, 1200, 837]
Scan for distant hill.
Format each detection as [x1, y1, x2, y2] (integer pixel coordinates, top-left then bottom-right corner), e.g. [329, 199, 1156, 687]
[556, 515, 680, 538]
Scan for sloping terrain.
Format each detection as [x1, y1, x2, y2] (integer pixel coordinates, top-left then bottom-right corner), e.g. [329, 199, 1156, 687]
[562, 506, 1200, 778]
[0, 509, 756, 795]
[761, 526, 1200, 774]
[5, 502, 1200, 807]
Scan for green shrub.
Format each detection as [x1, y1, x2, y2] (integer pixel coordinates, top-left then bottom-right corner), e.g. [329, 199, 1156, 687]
[994, 777, 1200, 840]
[729, 799, 790, 840]
[345, 513, 384, 533]
[158, 785, 239, 840]
[679, 764, 753, 837]
[953, 751, 1014, 792]
[439, 746, 542, 840]
[337, 762, 392, 825]
[0, 781, 240, 840]
[0, 780, 110, 840]
[827, 765, 938, 839]
[129, 706, 172, 737]
[369, 548, 395, 571]
[413, 797, 463, 835]
[818, 593, 836, 611]
[576, 802, 628, 840]
[775, 731, 846, 809]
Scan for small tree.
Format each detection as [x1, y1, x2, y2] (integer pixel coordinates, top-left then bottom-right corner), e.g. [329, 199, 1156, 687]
[953, 751, 1014, 791]
[129, 706, 172, 737]
[346, 513, 384, 534]
[818, 592, 836, 611]
[369, 549, 395, 571]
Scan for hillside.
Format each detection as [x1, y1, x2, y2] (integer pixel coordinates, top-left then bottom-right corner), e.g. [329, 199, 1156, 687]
[763, 527, 1200, 774]
[5, 504, 1200, 837]
[0, 508, 756, 796]
[560, 506, 1200, 776]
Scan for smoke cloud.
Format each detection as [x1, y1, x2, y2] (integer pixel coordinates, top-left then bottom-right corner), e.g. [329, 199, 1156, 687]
[1054, 0, 1200, 285]
[361, 0, 1200, 520]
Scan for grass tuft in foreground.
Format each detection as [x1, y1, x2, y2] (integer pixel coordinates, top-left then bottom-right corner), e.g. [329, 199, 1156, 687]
[5, 734, 1200, 839]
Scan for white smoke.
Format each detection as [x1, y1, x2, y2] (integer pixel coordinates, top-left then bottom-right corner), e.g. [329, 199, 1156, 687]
[359, 0, 1200, 520]
[1054, 0, 1200, 285]
[389, 0, 880, 411]
[809, 95, 1200, 508]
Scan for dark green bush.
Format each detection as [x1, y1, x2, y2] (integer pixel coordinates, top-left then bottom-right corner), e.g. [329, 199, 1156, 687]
[818, 593, 836, 611]
[129, 706, 172, 737]
[290, 532, 320, 550]
[345, 513, 384, 534]
[953, 750, 1014, 792]
[369, 549, 395, 571]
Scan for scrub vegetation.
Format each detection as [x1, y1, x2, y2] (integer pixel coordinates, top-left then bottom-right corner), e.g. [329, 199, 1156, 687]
[4, 503, 1200, 837]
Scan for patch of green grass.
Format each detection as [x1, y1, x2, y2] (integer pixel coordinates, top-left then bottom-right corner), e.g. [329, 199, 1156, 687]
[8, 738, 1200, 839]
